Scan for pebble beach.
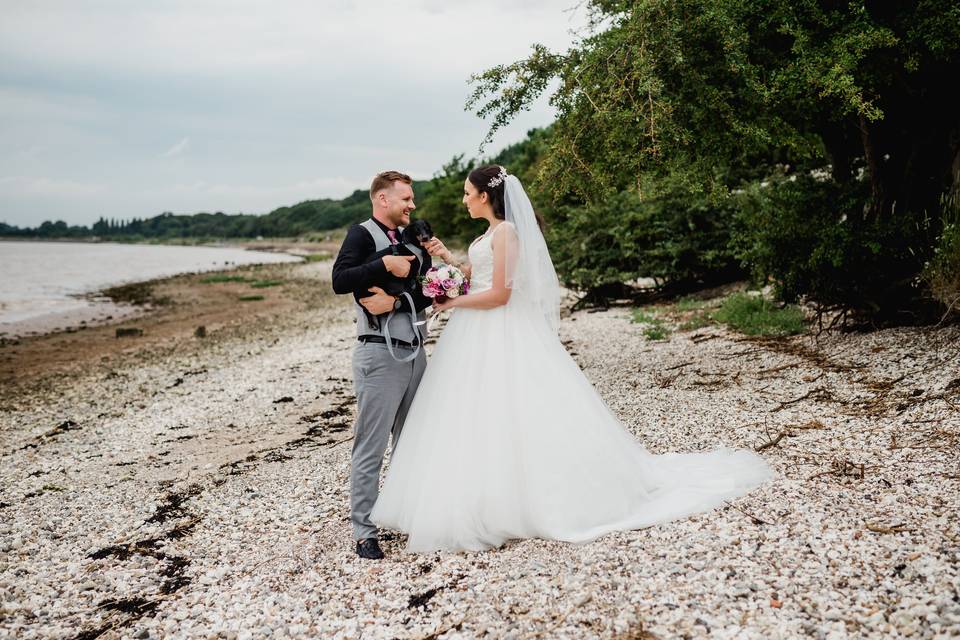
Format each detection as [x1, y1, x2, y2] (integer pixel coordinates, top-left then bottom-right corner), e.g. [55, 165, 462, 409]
[1, 257, 958, 639]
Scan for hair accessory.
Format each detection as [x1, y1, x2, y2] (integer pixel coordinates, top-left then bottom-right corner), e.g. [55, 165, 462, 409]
[487, 167, 508, 188]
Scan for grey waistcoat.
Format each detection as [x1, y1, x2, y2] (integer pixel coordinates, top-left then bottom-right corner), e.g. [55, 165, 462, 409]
[354, 218, 426, 344]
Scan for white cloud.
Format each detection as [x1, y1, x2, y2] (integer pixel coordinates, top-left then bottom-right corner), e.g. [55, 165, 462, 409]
[134, 175, 361, 214]
[0, 1, 583, 78]
[0, 175, 104, 198]
[0, 1, 587, 226]
[153, 175, 356, 200]
[160, 137, 191, 158]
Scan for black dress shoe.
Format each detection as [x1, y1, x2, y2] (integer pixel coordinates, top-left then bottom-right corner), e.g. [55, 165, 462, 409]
[356, 538, 384, 560]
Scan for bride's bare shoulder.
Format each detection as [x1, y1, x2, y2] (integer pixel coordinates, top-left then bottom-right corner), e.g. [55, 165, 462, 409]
[493, 221, 517, 236]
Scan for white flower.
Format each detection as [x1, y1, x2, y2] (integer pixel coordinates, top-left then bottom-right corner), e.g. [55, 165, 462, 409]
[487, 167, 508, 187]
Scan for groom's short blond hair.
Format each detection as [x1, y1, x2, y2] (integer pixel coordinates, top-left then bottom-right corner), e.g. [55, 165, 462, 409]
[370, 171, 412, 201]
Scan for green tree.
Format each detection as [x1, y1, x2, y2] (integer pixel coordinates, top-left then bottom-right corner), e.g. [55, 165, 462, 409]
[417, 155, 479, 246]
[467, 0, 960, 317]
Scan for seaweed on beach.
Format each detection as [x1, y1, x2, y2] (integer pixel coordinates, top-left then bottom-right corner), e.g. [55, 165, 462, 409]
[200, 274, 249, 284]
[45, 419, 81, 438]
[220, 453, 259, 476]
[96, 597, 158, 615]
[78, 493, 203, 639]
[78, 543, 192, 640]
[144, 483, 204, 524]
[250, 279, 284, 288]
[408, 587, 439, 609]
[100, 281, 170, 306]
[18, 420, 82, 452]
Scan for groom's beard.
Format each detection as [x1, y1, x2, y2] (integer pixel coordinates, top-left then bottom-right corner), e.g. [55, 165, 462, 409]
[390, 209, 411, 228]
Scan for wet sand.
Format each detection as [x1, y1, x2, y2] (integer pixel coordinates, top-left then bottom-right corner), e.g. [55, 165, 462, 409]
[0, 237, 339, 403]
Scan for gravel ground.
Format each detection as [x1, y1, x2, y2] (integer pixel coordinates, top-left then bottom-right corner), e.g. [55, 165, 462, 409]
[1, 263, 958, 639]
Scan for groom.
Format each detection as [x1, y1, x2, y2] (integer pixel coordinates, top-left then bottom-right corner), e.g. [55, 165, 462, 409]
[331, 170, 433, 560]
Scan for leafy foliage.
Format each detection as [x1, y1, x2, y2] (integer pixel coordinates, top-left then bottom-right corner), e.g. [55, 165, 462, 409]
[467, 0, 960, 320]
[417, 129, 553, 247]
[711, 293, 807, 336]
[548, 179, 743, 295]
[923, 190, 960, 319]
[630, 308, 670, 340]
[733, 175, 935, 323]
[415, 156, 478, 247]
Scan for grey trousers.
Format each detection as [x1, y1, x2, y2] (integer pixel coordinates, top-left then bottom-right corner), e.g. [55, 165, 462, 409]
[350, 341, 427, 541]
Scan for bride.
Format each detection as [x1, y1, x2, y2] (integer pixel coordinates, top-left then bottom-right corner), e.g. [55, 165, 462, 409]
[370, 165, 773, 553]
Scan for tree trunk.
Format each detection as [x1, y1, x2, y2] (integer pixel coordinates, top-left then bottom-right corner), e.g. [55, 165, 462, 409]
[859, 114, 887, 222]
[952, 144, 960, 196]
[822, 118, 858, 184]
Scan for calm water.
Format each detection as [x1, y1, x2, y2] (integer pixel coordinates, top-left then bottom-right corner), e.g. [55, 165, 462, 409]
[0, 241, 301, 333]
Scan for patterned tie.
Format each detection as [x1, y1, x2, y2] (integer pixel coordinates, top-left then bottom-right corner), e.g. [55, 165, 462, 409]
[387, 229, 399, 245]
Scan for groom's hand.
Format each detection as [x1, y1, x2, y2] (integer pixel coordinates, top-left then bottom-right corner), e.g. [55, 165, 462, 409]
[361, 287, 395, 315]
[383, 255, 416, 278]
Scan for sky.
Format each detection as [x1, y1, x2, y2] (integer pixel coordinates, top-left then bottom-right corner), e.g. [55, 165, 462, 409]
[0, 0, 587, 227]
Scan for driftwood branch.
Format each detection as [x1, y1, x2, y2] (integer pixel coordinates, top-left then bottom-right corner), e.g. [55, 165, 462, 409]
[866, 522, 912, 534]
[755, 430, 790, 452]
[771, 386, 838, 412]
[724, 500, 773, 526]
[809, 458, 866, 481]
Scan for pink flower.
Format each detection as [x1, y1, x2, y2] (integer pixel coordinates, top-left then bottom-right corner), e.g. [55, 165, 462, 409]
[420, 265, 468, 299]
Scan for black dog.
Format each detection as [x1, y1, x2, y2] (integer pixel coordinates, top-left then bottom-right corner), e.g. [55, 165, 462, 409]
[354, 219, 433, 329]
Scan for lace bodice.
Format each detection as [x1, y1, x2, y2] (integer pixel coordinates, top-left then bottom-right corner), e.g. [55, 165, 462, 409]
[467, 230, 495, 293]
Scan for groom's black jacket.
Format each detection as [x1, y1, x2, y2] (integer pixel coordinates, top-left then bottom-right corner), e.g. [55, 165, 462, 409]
[332, 217, 433, 315]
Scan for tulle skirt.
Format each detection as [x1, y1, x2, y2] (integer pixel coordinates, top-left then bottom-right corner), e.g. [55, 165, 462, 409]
[370, 300, 773, 552]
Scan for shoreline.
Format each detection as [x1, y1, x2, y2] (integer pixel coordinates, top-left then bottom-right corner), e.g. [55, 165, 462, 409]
[0, 239, 337, 341]
[0, 298, 146, 342]
[0, 258, 336, 404]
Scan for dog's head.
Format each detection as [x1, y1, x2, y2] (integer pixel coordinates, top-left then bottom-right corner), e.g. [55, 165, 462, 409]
[402, 219, 433, 247]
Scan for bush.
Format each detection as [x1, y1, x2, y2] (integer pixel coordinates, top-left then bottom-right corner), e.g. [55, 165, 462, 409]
[712, 293, 807, 336]
[733, 175, 933, 323]
[630, 308, 671, 341]
[923, 191, 960, 319]
[549, 184, 743, 297]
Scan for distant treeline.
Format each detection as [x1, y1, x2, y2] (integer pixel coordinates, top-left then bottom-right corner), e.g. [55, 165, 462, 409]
[0, 133, 535, 243]
[0, 187, 388, 240]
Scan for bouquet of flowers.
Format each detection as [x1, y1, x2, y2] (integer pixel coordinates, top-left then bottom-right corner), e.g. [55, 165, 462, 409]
[420, 264, 469, 305]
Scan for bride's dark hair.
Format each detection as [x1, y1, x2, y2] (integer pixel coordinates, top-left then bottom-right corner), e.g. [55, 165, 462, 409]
[467, 165, 545, 232]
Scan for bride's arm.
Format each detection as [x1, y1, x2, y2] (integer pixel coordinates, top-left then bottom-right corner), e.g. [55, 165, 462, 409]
[435, 225, 515, 311]
[441, 251, 473, 280]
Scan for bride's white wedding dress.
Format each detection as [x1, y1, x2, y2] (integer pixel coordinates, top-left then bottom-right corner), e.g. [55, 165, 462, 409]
[370, 224, 773, 553]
